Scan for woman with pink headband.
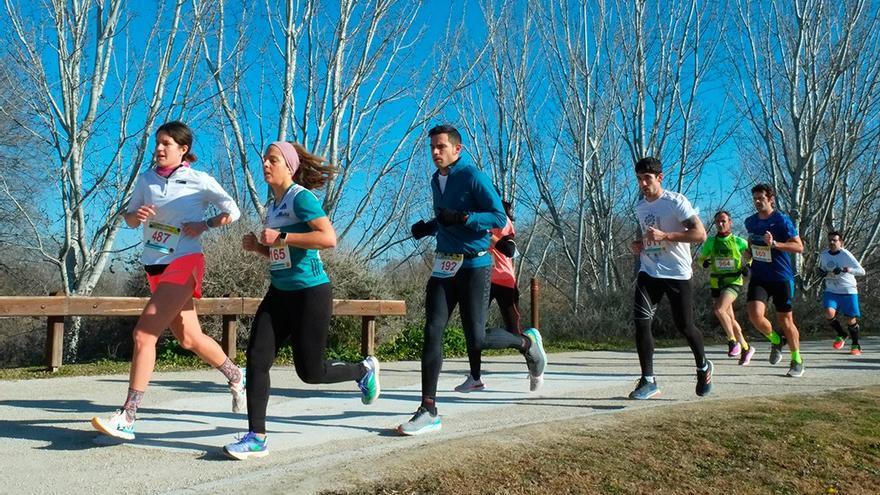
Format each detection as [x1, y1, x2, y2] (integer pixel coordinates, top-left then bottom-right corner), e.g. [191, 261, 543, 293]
[223, 141, 380, 460]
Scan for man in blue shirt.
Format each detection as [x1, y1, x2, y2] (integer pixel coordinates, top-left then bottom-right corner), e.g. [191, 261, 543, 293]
[396, 125, 547, 436]
[744, 183, 805, 377]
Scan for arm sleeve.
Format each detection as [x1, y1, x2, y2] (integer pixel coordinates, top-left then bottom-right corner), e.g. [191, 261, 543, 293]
[674, 195, 698, 223]
[204, 175, 241, 222]
[125, 175, 145, 213]
[463, 171, 506, 231]
[846, 250, 866, 276]
[293, 189, 327, 223]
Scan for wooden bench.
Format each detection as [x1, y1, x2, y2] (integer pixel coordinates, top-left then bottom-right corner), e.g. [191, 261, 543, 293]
[0, 296, 406, 371]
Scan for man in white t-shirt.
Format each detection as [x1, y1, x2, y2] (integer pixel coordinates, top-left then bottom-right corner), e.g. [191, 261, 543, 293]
[819, 230, 866, 355]
[628, 157, 712, 400]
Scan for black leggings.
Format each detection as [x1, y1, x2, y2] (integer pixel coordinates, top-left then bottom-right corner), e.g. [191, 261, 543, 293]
[422, 266, 489, 399]
[246, 283, 365, 434]
[633, 272, 706, 377]
[489, 283, 522, 335]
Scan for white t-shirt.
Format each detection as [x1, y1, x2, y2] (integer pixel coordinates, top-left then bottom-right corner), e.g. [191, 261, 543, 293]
[636, 190, 698, 280]
[819, 248, 865, 294]
[127, 167, 241, 265]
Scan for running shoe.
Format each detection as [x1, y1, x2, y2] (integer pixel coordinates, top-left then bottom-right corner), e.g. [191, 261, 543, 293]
[223, 431, 268, 460]
[769, 343, 783, 365]
[833, 336, 847, 350]
[529, 374, 544, 392]
[229, 367, 246, 413]
[850, 345, 862, 356]
[786, 360, 805, 377]
[523, 327, 547, 378]
[454, 374, 485, 393]
[91, 409, 135, 441]
[358, 356, 381, 405]
[738, 345, 756, 366]
[397, 407, 441, 436]
[728, 341, 742, 358]
[696, 360, 714, 397]
[628, 377, 660, 400]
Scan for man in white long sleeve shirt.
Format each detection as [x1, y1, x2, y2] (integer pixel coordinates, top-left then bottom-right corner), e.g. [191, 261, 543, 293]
[818, 231, 866, 355]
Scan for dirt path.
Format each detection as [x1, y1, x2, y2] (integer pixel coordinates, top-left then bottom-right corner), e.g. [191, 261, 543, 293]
[1, 337, 877, 494]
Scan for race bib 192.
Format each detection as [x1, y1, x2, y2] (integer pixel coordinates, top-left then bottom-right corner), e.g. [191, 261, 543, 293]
[431, 253, 464, 279]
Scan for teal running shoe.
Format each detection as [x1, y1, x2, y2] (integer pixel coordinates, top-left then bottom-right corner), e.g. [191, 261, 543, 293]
[223, 431, 268, 460]
[358, 356, 381, 405]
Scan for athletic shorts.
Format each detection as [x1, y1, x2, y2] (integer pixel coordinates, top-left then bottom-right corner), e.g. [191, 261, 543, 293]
[823, 292, 861, 318]
[711, 284, 741, 299]
[747, 279, 794, 312]
[145, 253, 205, 298]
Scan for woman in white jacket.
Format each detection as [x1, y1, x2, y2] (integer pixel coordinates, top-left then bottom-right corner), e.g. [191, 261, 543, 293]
[91, 121, 242, 441]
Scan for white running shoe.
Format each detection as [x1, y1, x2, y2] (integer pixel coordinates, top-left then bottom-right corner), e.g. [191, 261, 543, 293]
[91, 409, 135, 441]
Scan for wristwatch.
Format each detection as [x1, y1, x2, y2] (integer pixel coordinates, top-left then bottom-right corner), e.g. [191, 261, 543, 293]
[278, 232, 288, 244]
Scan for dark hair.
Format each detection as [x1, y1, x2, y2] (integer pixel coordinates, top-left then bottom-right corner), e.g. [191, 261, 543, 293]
[428, 124, 462, 146]
[828, 230, 844, 241]
[635, 157, 662, 175]
[714, 210, 731, 221]
[502, 200, 515, 221]
[290, 142, 337, 190]
[751, 183, 775, 198]
[156, 121, 197, 162]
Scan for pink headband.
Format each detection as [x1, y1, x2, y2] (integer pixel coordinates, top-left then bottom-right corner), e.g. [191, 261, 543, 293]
[270, 141, 300, 178]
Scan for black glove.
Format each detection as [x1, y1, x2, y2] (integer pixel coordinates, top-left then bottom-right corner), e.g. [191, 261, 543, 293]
[740, 264, 750, 277]
[702, 259, 711, 268]
[436, 208, 468, 226]
[410, 220, 433, 240]
[818, 268, 828, 277]
[495, 235, 516, 257]
[833, 267, 842, 275]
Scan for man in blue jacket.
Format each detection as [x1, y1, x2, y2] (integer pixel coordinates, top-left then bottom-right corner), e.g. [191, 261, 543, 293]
[397, 124, 547, 436]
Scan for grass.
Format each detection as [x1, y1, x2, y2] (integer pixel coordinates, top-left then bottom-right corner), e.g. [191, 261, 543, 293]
[324, 386, 880, 495]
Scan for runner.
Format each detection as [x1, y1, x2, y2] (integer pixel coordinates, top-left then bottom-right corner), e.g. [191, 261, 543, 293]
[399, 125, 546, 435]
[628, 157, 713, 400]
[744, 183, 805, 377]
[461, 198, 544, 392]
[698, 211, 756, 365]
[91, 121, 243, 441]
[819, 230, 866, 355]
[223, 141, 380, 460]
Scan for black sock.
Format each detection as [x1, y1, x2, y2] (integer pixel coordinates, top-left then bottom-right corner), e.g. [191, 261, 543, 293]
[848, 323, 861, 346]
[828, 318, 846, 338]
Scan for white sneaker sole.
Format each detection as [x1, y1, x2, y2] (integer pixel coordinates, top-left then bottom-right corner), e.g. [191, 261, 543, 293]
[396, 421, 442, 436]
[361, 356, 381, 405]
[223, 446, 269, 460]
[91, 416, 135, 441]
[529, 374, 544, 392]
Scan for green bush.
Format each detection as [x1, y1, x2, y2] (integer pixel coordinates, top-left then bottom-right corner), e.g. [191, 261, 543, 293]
[377, 324, 467, 361]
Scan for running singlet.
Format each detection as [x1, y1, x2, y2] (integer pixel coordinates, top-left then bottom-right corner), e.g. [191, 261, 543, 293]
[264, 183, 330, 291]
[127, 167, 241, 265]
[744, 210, 798, 282]
[819, 248, 865, 295]
[699, 234, 749, 288]
[635, 190, 698, 280]
[490, 218, 516, 289]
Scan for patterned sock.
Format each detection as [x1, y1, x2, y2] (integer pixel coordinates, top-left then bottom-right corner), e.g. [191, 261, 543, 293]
[217, 357, 242, 384]
[848, 323, 861, 346]
[421, 396, 437, 415]
[123, 388, 144, 422]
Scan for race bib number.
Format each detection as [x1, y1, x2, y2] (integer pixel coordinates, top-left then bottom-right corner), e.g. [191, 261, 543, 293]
[269, 245, 292, 270]
[144, 222, 181, 254]
[644, 240, 665, 255]
[432, 253, 464, 278]
[715, 258, 735, 270]
[752, 246, 772, 263]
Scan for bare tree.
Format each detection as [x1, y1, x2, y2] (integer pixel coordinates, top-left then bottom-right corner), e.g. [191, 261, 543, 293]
[730, 0, 880, 290]
[2, 0, 204, 359]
